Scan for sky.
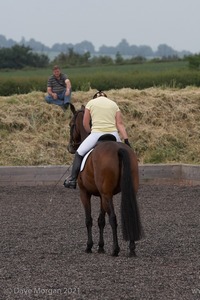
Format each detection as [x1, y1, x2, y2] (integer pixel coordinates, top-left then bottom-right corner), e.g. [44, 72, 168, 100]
[0, 0, 200, 53]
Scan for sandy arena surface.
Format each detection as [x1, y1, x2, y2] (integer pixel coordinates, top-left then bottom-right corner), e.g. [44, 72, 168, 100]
[0, 184, 200, 300]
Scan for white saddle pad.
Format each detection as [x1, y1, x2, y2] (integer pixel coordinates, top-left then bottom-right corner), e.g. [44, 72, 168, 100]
[80, 149, 94, 171]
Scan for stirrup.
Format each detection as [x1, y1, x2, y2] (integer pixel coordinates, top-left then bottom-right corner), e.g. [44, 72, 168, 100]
[63, 179, 76, 189]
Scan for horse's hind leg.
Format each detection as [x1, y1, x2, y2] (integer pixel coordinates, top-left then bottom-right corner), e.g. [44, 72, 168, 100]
[85, 215, 93, 253]
[106, 199, 120, 256]
[81, 192, 93, 253]
[98, 200, 106, 253]
[129, 240, 136, 257]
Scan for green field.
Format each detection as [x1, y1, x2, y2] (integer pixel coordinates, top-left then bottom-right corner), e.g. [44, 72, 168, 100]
[0, 60, 189, 77]
[0, 61, 199, 96]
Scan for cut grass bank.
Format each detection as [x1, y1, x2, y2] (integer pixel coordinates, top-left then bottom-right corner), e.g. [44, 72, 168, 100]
[0, 87, 200, 166]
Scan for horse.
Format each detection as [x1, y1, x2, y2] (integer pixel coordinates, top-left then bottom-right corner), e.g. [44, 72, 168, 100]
[67, 103, 143, 257]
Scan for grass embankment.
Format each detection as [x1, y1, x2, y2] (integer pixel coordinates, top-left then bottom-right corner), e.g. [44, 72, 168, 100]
[0, 87, 200, 166]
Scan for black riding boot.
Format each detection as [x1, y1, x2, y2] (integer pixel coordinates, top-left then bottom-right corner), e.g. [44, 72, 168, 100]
[63, 152, 83, 189]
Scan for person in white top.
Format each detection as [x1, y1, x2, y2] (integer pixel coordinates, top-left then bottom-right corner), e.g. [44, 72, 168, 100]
[64, 91, 131, 189]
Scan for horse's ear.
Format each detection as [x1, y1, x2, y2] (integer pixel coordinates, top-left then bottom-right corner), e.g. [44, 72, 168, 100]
[69, 103, 76, 115]
[81, 105, 85, 111]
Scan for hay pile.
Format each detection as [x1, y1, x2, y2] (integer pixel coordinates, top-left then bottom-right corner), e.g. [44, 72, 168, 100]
[0, 87, 200, 166]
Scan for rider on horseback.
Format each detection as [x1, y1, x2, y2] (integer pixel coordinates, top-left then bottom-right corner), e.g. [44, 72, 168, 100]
[64, 91, 131, 189]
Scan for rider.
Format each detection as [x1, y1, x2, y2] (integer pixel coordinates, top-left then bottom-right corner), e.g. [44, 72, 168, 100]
[64, 91, 131, 189]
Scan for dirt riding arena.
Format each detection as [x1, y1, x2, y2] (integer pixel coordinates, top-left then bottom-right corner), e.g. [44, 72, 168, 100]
[1, 184, 200, 300]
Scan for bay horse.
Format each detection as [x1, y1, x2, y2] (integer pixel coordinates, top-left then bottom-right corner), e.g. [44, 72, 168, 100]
[67, 103, 142, 257]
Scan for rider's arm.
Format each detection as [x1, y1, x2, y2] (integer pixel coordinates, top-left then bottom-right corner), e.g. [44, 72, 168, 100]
[83, 108, 91, 133]
[115, 111, 128, 139]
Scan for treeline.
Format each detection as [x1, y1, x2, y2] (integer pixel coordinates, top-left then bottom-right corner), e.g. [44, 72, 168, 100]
[51, 48, 150, 67]
[0, 45, 157, 69]
[1, 44, 200, 70]
[0, 34, 192, 58]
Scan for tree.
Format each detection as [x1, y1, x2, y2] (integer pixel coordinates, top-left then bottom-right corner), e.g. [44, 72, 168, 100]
[187, 54, 200, 70]
[138, 45, 154, 57]
[156, 44, 178, 57]
[52, 48, 91, 67]
[116, 39, 131, 55]
[73, 41, 95, 55]
[0, 45, 49, 69]
[115, 52, 124, 64]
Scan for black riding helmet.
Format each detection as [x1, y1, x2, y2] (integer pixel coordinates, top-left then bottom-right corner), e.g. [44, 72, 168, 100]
[93, 90, 107, 99]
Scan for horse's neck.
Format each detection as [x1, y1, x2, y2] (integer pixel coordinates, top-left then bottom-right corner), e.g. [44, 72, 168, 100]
[80, 125, 88, 142]
[77, 111, 88, 142]
[80, 128, 89, 142]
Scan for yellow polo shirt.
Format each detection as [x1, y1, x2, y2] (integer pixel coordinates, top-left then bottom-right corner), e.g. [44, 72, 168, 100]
[85, 96, 120, 132]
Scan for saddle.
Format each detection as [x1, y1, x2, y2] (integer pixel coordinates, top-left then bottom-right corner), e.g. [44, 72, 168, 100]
[97, 134, 117, 142]
[80, 134, 117, 171]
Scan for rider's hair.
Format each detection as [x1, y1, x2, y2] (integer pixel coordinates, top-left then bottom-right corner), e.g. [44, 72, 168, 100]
[93, 91, 107, 99]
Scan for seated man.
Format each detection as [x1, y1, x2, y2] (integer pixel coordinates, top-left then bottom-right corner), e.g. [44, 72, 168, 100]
[45, 65, 72, 110]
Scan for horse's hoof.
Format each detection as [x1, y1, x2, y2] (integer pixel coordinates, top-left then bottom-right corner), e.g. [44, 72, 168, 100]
[85, 248, 92, 253]
[98, 248, 105, 254]
[129, 251, 137, 258]
[111, 246, 120, 257]
[111, 250, 119, 257]
[112, 252, 119, 257]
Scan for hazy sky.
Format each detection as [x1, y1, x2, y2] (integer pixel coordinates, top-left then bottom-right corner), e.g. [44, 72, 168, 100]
[0, 0, 200, 53]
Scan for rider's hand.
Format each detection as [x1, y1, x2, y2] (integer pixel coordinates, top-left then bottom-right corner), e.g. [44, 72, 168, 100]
[124, 139, 131, 147]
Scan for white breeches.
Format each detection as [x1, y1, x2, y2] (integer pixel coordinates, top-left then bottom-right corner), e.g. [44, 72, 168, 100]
[77, 131, 121, 156]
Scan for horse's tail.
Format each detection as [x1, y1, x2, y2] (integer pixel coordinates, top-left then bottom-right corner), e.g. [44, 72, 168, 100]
[118, 148, 142, 242]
